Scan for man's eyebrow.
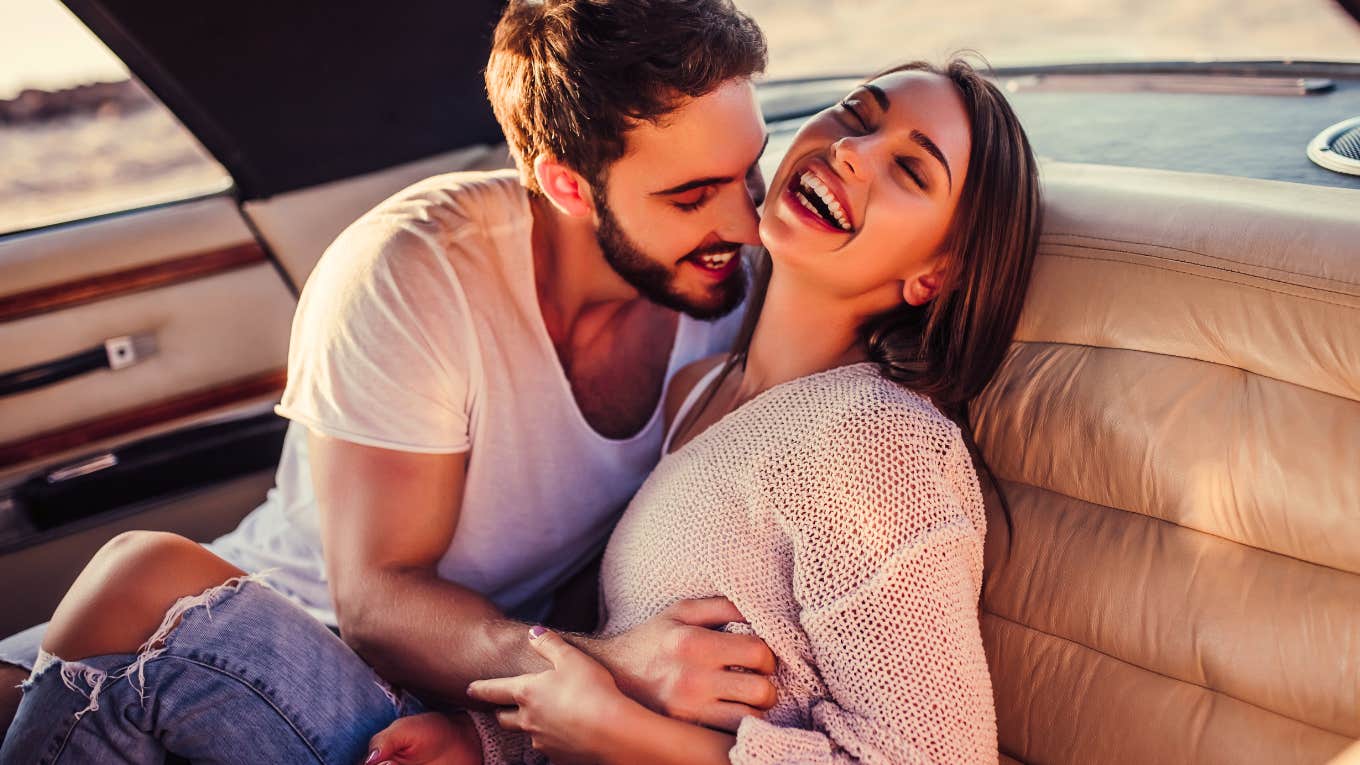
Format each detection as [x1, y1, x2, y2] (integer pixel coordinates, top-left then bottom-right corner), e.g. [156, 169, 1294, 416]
[910, 129, 953, 191]
[651, 176, 733, 196]
[651, 133, 771, 196]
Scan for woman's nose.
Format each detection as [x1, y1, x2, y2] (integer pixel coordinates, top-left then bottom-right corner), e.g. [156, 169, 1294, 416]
[831, 135, 868, 181]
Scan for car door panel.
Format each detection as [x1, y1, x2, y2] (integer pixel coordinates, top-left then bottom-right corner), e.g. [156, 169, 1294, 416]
[0, 190, 296, 634]
[242, 144, 511, 289]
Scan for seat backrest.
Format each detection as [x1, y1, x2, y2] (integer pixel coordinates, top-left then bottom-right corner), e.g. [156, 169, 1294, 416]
[972, 162, 1360, 764]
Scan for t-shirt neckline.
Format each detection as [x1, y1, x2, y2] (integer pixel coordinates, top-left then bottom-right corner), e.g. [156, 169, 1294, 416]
[515, 189, 689, 447]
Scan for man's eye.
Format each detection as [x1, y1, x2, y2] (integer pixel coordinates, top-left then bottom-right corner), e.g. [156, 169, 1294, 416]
[672, 189, 710, 212]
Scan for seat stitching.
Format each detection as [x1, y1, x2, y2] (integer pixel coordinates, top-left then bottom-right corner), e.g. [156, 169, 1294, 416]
[1003, 338, 1360, 408]
[1042, 241, 1360, 297]
[985, 458, 1360, 578]
[1042, 231, 1360, 289]
[1036, 250, 1360, 308]
[981, 610, 1355, 741]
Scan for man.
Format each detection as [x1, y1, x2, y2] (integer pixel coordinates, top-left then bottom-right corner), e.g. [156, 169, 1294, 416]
[0, 0, 775, 745]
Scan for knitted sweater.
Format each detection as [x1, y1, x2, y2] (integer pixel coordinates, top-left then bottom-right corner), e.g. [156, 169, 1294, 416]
[477, 363, 997, 763]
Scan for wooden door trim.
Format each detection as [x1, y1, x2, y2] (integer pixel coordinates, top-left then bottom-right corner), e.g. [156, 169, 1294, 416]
[0, 242, 267, 324]
[0, 369, 286, 467]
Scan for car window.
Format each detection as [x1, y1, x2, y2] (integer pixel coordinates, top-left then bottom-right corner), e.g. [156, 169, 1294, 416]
[737, 0, 1360, 78]
[0, 0, 230, 236]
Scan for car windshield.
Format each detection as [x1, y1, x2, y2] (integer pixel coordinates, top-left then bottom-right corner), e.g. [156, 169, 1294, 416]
[737, 0, 1360, 77]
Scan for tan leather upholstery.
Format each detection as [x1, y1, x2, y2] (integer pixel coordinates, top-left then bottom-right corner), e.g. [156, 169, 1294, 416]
[972, 163, 1360, 763]
[244, 144, 513, 289]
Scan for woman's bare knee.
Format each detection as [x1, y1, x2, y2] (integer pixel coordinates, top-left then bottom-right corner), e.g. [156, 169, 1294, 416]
[43, 531, 246, 661]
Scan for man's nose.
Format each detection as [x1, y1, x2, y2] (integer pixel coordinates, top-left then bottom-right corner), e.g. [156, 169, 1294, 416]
[717, 180, 763, 247]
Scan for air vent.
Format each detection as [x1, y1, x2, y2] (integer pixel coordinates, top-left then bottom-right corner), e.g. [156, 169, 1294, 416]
[1307, 116, 1360, 176]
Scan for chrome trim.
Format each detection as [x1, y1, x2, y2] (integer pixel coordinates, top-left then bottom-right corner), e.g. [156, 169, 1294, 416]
[46, 453, 119, 484]
[1307, 116, 1360, 176]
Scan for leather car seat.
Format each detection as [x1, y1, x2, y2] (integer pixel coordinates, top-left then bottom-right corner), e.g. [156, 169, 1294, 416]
[971, 163, 1360, 764]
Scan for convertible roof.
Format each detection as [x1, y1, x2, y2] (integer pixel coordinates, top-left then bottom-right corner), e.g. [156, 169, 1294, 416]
[64, 0, 507, 199]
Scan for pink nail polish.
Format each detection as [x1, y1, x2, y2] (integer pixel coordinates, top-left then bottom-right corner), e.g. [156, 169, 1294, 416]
[365, 749, 380, 765]
[528, 624, 548, 639]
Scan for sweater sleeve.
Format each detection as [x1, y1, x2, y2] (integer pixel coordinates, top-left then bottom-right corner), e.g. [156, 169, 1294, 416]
[736, 400, 997, 764]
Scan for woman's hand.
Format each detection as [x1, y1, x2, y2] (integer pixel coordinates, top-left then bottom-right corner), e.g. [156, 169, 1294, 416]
[363, 711, 483, 765]
[467, 626, 640, 765]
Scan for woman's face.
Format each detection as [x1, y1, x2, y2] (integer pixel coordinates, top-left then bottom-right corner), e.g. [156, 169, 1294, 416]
[760, 70, 972, 312]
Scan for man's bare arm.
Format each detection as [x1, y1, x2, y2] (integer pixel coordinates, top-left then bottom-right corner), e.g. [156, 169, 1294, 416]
[308, 431, 777, 728]
[310, 435, 542, 703]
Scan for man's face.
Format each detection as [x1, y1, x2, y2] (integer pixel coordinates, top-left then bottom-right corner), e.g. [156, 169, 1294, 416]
[592, 79, 768, 320]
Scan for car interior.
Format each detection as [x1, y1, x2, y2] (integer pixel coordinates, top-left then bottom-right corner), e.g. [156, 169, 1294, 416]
[0, 1, 1356, 762]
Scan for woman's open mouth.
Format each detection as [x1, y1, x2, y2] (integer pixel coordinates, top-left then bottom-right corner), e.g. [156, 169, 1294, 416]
[786, 167, 853, 233]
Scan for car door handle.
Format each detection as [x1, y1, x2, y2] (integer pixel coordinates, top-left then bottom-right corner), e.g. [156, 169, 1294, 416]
[0, 333, 157, 398]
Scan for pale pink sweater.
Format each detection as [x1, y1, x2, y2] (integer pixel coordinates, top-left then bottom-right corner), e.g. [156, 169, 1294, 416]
[477, 363, 997, 763]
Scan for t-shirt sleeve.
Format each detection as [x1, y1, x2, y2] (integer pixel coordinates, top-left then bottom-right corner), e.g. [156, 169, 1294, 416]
[737, 403, 996, 764]
[274, 218, 479, 454]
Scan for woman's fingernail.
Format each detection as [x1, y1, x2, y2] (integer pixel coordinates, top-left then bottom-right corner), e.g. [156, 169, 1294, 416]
[528, 624, 548, 640]
[365, 749, 380, 765]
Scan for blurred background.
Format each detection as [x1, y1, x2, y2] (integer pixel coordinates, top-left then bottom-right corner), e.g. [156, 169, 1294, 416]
[1, 0, 1358, 235]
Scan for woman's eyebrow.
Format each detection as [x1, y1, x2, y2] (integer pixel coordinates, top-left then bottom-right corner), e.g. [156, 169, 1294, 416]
[863, 84, 891, 111]
[864, 83, 953, 190]
[911, 130, 953, 191]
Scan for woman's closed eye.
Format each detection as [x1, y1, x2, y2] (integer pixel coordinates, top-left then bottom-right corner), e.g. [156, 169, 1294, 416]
[896, 157, 927, 190]
[840, 100, 927, 190]
[838, 99, 869, 132]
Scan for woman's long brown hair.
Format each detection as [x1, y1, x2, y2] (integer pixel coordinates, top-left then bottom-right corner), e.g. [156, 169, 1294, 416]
[687, 56, 1040, 415]
[675, 57, 1041, 547]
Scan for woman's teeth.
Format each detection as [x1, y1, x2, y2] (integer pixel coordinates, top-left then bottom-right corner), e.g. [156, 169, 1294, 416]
[698, 250, 736, 269]
[796, 171, 851, 231]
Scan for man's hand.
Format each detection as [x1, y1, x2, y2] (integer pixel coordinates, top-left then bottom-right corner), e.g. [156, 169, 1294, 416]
[573, 597, 778, 732]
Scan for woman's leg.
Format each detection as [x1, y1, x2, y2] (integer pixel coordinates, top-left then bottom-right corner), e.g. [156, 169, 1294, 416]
[1, 529, 227, 741]
[0, 531, 422, 764]
[43, 530, 246, 661]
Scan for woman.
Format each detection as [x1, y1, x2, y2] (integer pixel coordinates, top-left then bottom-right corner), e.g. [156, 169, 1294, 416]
[360, 58, 1040, 765]
[2, 58, 1039, 764]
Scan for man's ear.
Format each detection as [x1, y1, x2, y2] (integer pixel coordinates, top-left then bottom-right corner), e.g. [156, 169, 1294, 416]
[902, 257, 949, 306]
[533, 155, 595, 218]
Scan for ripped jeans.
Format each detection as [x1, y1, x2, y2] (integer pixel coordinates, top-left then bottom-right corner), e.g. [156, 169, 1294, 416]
[0, 576, 424, 764]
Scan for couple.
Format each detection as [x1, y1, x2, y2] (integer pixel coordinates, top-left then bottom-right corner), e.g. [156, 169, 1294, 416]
[0, 0, 1040, 762]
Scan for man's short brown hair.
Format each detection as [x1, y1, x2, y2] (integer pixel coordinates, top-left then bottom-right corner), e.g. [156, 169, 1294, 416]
[485, 0, 767, 194]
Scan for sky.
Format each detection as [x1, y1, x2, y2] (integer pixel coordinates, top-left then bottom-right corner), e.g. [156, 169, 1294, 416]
[0, 0, 126, 100]
[1, 0, 1357, 102]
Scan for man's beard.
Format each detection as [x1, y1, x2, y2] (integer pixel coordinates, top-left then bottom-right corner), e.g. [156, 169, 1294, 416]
[595, 197, 747, 321]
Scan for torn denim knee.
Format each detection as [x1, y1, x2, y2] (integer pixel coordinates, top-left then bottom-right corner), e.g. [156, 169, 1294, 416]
[26, 571, 274, 721]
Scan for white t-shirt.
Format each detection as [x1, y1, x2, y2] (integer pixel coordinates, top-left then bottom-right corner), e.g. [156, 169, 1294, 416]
[210, 170, 742, 624]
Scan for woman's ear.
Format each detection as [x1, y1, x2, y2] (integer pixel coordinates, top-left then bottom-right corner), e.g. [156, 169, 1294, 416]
[902, 257, 949, 306]
[533, 155, 595, 218]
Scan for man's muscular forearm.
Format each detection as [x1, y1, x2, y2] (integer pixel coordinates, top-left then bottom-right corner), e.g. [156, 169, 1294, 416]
[338, 568, 549, 705]
[308, 437, 775, 727]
